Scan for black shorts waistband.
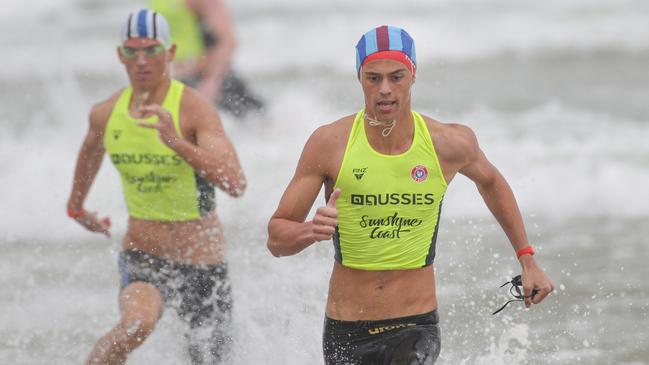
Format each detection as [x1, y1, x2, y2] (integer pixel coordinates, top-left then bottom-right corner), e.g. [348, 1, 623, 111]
[119, 249, 228, 271]
[325, 310, 439, 337]
[118, 249, 228, 291]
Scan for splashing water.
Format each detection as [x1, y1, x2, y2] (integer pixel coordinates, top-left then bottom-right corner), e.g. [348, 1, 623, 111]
[460, 324, 531, 365]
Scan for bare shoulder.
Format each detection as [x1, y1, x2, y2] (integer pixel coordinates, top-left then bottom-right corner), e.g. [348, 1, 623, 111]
[186, 0, 216, 12]
[307, 114, 355, 149]
[88, 90, 122, 132]
[299, 114, 355, 177]
[180, 85, 220, 129]
[421, 114, 479, 164]
[180, 84, 214, 115]
[185, 0, 201, 12]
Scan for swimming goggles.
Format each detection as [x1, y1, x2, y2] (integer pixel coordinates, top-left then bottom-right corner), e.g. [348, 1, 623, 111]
[119, 44, 166, 59]
[492, 275, 538, 315]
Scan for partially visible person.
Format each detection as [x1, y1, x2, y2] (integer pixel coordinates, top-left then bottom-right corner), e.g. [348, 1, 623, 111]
[150, 0, 264, 118]
[66, 9, 245, 364]
[267, 25, 554, 364]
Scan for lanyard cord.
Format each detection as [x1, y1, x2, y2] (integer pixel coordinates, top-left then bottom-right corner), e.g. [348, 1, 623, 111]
[364, 112, 396, 137]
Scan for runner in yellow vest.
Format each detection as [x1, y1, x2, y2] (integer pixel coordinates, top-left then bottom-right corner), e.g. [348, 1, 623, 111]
[149, 0, 264, 118]
[267, 25, 554, 364]
[66, 9, 245, 364]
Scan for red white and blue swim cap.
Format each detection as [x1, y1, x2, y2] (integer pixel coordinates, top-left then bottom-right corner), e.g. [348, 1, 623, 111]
[120, 9, 171, 48]
[355, 25, 416, 75]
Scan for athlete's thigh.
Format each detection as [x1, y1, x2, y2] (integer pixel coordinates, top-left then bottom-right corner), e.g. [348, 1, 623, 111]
[119, 281, 164, 325]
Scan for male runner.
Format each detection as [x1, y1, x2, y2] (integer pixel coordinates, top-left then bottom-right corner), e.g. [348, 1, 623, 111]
[149, 0, 264, 118]
[267, 25, 554, 364]
[66, 9, 245, 364]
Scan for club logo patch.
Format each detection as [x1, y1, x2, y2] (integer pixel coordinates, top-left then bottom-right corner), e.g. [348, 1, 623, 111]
[411, 165, 428, 182]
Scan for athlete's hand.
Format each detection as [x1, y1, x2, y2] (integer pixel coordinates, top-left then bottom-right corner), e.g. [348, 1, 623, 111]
[137, 104, 182, 148]
[72, 210, 111, 238]
[311, 189, 341, 242]
[520, 257, 554, 308]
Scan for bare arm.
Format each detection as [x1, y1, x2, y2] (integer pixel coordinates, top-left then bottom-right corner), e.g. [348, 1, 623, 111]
[139, 89, 245, 197]
[66, 102, 113, 237]
[455, 125, 554, 306]
[189, 0, 236, 101]
[267, 127, 340, 257]
[458, 132, 529, 251]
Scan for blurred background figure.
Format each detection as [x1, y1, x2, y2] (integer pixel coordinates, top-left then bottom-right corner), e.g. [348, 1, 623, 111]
[150, 0, 264, 118]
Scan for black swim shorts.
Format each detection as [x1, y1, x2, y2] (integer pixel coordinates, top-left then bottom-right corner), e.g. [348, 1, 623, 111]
[323, 310, 441, 365]
[117, 249, 232, 329]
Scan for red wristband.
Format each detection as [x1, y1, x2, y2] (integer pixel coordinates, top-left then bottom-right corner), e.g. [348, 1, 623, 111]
[516, 245, 535, 258]
[67, 207, 86, 219]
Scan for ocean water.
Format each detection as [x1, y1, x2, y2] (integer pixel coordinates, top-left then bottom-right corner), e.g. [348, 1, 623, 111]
[1, 0, 648, 364]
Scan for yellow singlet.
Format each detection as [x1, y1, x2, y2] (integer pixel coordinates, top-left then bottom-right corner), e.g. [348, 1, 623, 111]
[103, 80, 215, 221]
[333, 110, 448, 270]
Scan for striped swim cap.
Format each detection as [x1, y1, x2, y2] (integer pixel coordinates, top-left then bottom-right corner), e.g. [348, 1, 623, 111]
[355, 25, 416, 75]
[120, 9, 171, 48]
